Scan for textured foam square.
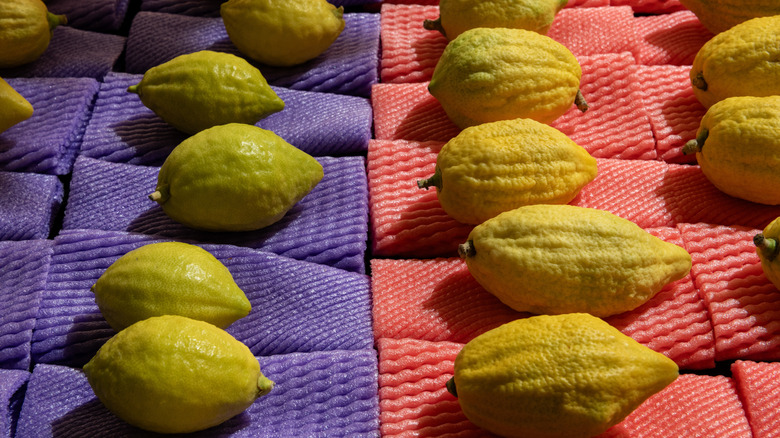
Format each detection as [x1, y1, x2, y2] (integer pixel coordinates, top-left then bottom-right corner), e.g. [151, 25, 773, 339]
[610, 0, 686, 14]
[546, 6, 639, 59]
[0, 77, 100, 175]
[16, 351, 379, 437]
[0, 171, 63, 241]
[124, 11, 380, 97]
[0, 240, 53, 370]
[0, 27, 125, 80]
[45, 0, 131, 32]
[633, 10, 712, 66]
[30, 229, 373, 367]
[0, 368, 29, 438]
[62, 155, 369, 272]
[731, 360, 780, 438]
[79, 72, 372, 164]
[680, 223, 780, 361]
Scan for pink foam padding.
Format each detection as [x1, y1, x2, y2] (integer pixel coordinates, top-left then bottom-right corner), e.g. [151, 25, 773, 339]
[731, 360, 780, 438]
[633, 11, 712, 65]
[380, 0, 609, 5]
[601, 374, 752, 437]
[371, 83, 460, 143]
[635, 65, 705, 164]
[547, 6, 640, 59]
[680, 223, 780, 361]
[610, 0, 686, 14]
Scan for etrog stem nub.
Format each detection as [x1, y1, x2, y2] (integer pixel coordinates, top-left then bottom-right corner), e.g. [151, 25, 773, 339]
[417, 169, 442, 191]
[257, 375, 275, 398]
[446, 377, 458, 398]
[575, 90, 589, 113]
[754, 233, 780, 261]
[423, 17, 446, 38]
[458, 240, 476, 258]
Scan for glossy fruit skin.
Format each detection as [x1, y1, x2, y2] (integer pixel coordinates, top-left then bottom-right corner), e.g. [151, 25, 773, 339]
[0, 0, 66, 68]
[428, 27, 584, 129]
[418, 118, 597, 225]
[91, 241, 251, 332]
[689, 15, 780, 109]
[451, 313, 679, 438]
[128, 50, 284, 134]
[459, 204, 692, 317]
[683, 95, 780, 205]
[755, 216, 780, 290]
[0, 77, 33, 133]
[150, 123, 324, 232]
[678, 0, 780, 34]
[221, 0, 345, 67]
[83, 315, 274, 434]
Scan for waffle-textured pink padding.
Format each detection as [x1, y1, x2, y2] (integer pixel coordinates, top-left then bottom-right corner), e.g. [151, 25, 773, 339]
[380, 4, 445, 84]
[680, 223, 780, 361]
[633, 10, 712, 65]
[611, 0, 686, 14]
[731, 360, 780, 438]
[380, 0, 610, 5]
[601, 374, 752, 437]
[635, 65, 705, 163]
[371, 83, 460, 143]
[547, 6, 639, 59]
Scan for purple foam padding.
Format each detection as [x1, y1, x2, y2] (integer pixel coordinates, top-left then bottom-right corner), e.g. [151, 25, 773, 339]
[0, 27, 125, 80]
[0, 369, 29, 438]
[61, 155, 369, 272]
[140, 0, 383, 16]
[0, 172, 63, 240]
[124, 11, 380, 97]
[78, 72, 372, 164]
[30, 229, 373, 367]
[17, 351, 379, 437]
[0, 78, 99, 176]
[0, 240, 53, 370]
[45, 0, 131, 33]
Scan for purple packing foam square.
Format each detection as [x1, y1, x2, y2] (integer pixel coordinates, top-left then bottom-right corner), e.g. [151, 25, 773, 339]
[79, 72, 371, 163]
[0, 172, 63, 240]
[0, 27, 125, 80]
[45, 0, 131, 33]
[0, 369, 29, 438]
[0, 77, 99, 176]
[17, 351, 379, 437]
[124, 11, 380, 97]
[30, 229, 373, 367]
[62, 155, 369, 272]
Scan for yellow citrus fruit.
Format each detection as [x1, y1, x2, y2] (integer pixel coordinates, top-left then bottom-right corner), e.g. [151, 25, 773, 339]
[0, 77, 33, 133]
[754, 216, 780, 290]
[424, 0, 569, 40]
[682, 95, 780, 205]
[449, 313, 679, 438]
[91, 241, 251, 332]
[0, 0, 66, 68]
[127, 50, 284, 134]
[690, 15, 780, 109]
[428, 27, 587, 129]
[459, 204, 692, 317]
[221, 0, 345, 67]
[149, 123, 324, 232]
[417, 118, 597, 225]
[83, 315, 274, 434]
[678, 0, 780, 34]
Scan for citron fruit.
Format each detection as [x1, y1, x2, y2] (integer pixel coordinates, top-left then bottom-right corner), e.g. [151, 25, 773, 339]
[424, 0, 569, 40]
[0, 77, 33, 133]
[83, 315, 274, 434]
[754, 216, 780, 291]
[677, 0, 780, 34]
[449, 313, 679, 438]
[689, 15, 780, 109]
[428, 27, 587, 129]
[417, 118, 597, 225]
[91, 241, 251, 332]
[0, 0, 66, 68]
[459, 204, 692, 317]
[127, 50, 284, 134]
[221, 0, 345, 67]
[150, 123, 324, 232]
[682, 95, 780, 205]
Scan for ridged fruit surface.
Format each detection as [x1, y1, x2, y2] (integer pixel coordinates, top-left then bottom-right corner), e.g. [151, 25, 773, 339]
[91, 241, 251, 332]
[0, 77, 33, 133]
[678, 0, 780, 34]
[754, 216, 780, 291]
[418, 118, 597, 225]
[689, 15, 780, 108]
[428, 27, 585, 129]
[83, 315, 274, 434]
[459, 204, 692, 317]
[682, 95, 780, 205]
[0, 0, 66, 68]
[128, 50, 284, 134]
[450, 313, 679, 438]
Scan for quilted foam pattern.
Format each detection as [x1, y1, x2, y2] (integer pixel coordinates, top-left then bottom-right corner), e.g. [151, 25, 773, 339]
[633, 10, 712, 65]
[124, 11, 380, 97]
[0, 240, 53, 371]
[0, 77, 99, 175]
[30, 229, 373, 367]
[62, 155, 369, 273]
[731, 360, 780, 438]
[45, 0, 131, 32]
[0, 369, 29, 438]
[0, 172, 63, 241]
[15, 350, 379, 437]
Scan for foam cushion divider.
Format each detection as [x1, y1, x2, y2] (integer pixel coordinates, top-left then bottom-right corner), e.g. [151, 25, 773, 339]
[124, 11, 380, 97]
[0, 369, 29, 438]
[15, 350, 380, 437]
[45, 0, 131, 33]
[0, 172, 63, 241]
[731, 360, 780, 438]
